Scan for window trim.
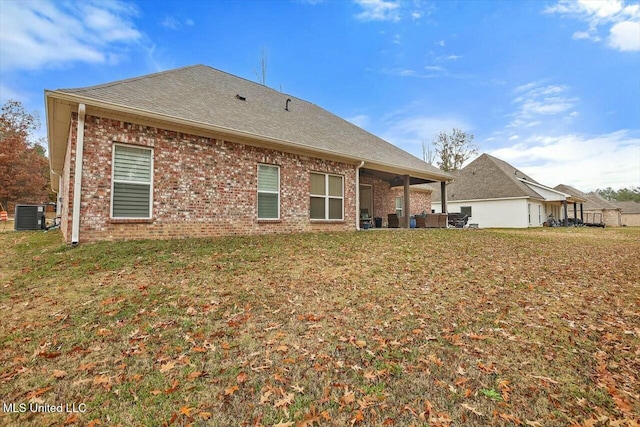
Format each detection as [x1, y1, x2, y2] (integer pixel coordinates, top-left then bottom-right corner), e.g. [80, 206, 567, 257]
[257, 163, 280, 220]
[395, 196, 403, 218]
[110, 142, 154, 220]
[310, 172, 344, 221]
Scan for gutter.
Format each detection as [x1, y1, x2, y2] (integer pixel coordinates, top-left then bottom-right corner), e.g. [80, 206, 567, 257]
[46, 91, 454, 183]
[355, 161, 365, 231]
[71, 104, 86, 245]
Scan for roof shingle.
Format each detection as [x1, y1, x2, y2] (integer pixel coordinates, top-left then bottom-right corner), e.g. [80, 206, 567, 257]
[53, 64, 450, 181]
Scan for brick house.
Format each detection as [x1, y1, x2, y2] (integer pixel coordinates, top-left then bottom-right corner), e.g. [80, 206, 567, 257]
[615, 201, 640, 227]
[46, 65, 452, 244]
[554, 185, 622, 227]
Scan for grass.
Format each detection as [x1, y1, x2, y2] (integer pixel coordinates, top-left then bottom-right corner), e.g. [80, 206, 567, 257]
[0, 227, 639, 426]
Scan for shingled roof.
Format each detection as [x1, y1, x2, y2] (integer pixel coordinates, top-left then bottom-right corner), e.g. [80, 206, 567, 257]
[431, 153, 546, 202]
[615, 201, 640, 214]
[554, 185, 620, 211]
[46, 65, 451, 187]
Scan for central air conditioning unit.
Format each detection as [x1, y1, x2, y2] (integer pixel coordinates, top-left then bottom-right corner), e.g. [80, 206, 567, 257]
[14, 204, 46, 231]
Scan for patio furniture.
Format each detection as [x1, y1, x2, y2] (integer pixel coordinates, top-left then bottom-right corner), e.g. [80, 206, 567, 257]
[448, 213, 469, 228]
[387, 213, 400, 228]
[360, 213, 372, 229]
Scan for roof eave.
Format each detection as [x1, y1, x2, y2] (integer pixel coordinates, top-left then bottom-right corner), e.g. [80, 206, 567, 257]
[46, 90, 453, 183]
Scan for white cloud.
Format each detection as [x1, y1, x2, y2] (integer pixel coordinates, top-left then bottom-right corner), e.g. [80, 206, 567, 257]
[609, 20, 640, 50]
[0, 0, 142, 71]
[572, 30, 601, 41]
[379, 114, 473, 159]
[437, 40, 446, 47]
[347, 114, 371, 128]
[162, 17, 181, 29]
[545, 0, 640, 52]
[508, 82, 578, 128]
[489, 130, 640, 190]
[380, 66, 471, 79]
[162, 16, 196, 30]
[0, 83, 28, 104]
[354, 0, 401, 22]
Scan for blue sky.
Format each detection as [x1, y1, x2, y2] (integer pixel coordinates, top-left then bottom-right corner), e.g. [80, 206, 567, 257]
[1, 0, 639, 191]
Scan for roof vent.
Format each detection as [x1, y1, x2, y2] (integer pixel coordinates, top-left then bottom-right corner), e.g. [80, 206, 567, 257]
[236, 94, 246, 101]
[285, 98, 291, 111]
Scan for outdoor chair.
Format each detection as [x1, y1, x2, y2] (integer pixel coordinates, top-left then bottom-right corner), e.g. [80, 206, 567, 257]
[387, 213, 400, 228]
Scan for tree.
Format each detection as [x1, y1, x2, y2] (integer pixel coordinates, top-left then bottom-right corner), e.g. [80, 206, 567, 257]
[596, 186, 640, 202]
[432, 128, 478, 172]
[0, 100, 50, 212]
[422, 139, 436, 164]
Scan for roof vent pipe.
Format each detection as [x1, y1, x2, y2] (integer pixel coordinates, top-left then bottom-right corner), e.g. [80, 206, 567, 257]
[285, 98, 291, 111]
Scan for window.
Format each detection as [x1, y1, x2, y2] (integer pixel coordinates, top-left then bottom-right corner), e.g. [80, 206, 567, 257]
[310, 172, 343, 220]
[461, 206, 472, 217]
[538, 206, 542, 224]
[395, 196, 403, 217]
[111, 144, 153, 219]
[528, 203, 531, 224]
[257, 164, 280, 219]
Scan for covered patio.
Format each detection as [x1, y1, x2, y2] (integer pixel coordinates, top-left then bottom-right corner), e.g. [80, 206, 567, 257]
[358, 168, 450, 229]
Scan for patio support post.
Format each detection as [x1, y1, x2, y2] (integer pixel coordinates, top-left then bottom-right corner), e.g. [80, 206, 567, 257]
[563, 200, 568, 226]
[580, 203, 584, 221]
[573, 203, 577, 221]
[403, 175, 410, 228]
[440, 181, 447, 214]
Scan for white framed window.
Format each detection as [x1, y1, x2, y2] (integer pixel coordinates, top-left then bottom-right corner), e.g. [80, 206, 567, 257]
[461, 206, 472, 217]
[310, 172, 343, 220]
[395, 196, 403, 217]
[257, 164, 280, 219]
[538, 205, 542, 224]
[111, 143, 153, 219]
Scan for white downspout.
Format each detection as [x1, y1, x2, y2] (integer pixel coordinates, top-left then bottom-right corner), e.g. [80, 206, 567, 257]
[71, 104, 86, 245]
[355, 161, 365, 231]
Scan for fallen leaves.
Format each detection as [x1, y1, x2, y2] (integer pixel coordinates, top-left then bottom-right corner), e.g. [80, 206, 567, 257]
[461, 403, 484, 417]
[159, 361, 176, 373]
[224, 385, 239, 396]
[2, 228, 638, 426]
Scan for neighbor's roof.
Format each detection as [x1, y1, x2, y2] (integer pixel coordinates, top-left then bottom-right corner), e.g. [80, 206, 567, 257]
[615, 201, 640, 214]
[585, 192, 622, 211]
[555, 185, 622, 211]
[431, 153, 548, 202]
[46, 65, 451, 190]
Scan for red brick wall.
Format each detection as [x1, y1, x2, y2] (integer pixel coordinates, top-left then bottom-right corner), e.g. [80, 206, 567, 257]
[359, 176, 432, 227]
[61, 115, 357, 243]
[391, 187, 432, 216]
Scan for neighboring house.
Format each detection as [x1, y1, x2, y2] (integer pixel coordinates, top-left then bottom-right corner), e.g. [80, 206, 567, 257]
[46, 65, 452, 243]
[430, 153, 585, 228]
[614, 201, 640, 227]
[554, 185, 621, 227]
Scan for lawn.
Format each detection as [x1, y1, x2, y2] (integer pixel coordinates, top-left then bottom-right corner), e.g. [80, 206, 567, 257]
[1, 228, 638, 426]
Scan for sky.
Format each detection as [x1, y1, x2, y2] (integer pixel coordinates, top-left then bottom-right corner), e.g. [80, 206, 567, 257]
[1, 0, 639, 192]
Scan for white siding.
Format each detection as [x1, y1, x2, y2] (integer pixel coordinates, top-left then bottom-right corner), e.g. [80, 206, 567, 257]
[435, 198, 530, 228]
[528, 200, 546, 227]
